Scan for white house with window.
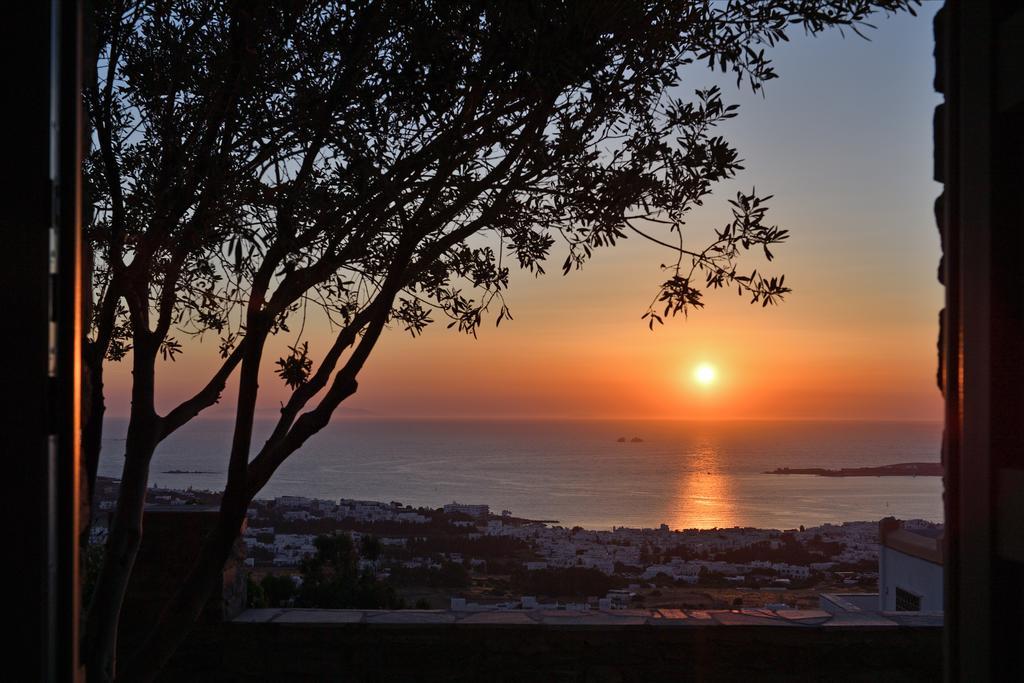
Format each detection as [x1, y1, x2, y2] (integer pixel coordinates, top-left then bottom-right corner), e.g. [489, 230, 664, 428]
[879, 518, 944, 612]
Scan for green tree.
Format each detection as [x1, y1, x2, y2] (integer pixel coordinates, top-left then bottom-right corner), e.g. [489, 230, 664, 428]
[260, 574, 298, 608]
[80, 1, 920, 680]
[243, 574, 297, 609]
[297, 534, 402, 609]
[360, 534, 383, 563]
[245, 576, 266, 608]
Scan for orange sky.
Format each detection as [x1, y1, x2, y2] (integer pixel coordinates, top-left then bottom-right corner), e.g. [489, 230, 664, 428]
[104, 7, 943, 422]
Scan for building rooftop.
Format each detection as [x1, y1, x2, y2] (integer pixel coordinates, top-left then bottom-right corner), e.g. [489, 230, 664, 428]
[880, 518, 944, 565]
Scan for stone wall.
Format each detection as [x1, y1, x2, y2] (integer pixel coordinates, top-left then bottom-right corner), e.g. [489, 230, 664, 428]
[118, 507, 247, 670]
[154, 607, 942, 682]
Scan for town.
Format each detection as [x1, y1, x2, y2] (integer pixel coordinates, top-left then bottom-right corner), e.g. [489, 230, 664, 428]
[89, 477, 941, 612]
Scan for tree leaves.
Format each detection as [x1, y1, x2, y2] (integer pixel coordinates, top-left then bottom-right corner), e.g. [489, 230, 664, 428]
[640, 187, 792, 326]
[85, 0, 911, 379]
[86, 1, 918, 364]
[158, 337, 183, 362]
[275, 341, 313, 389]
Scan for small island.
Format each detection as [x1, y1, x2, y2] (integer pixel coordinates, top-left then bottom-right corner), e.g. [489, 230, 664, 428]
[765, 462, 942, 477]
[161, 469, 218, 475]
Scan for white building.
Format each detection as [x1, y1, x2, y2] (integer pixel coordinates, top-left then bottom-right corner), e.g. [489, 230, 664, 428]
[444, 501, 490, 518]
[397, 511, 430, 524]
[244, 526, 274, 538]
[772, 563, 811, 579]
[275, 495, 312, 509]
[879, 518, 944, 612]
[606, 589, 634, 608]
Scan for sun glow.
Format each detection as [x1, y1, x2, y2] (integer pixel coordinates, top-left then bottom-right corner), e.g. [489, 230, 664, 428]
[694, 363, 717, 386]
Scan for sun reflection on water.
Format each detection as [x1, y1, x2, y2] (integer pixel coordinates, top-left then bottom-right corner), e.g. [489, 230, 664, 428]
[671, 441, 737, 530]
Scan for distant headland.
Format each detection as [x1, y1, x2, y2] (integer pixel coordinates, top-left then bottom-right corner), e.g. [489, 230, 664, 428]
[765, 462, 942, 477]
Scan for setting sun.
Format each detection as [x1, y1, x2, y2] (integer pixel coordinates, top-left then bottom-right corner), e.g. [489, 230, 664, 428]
[694, 363, 717, 386]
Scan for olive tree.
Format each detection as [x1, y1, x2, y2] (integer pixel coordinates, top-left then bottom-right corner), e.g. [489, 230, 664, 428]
[81, 1, 918, 680]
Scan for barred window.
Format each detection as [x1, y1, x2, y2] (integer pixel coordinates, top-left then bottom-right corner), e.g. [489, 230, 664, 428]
[896, 587, 922, 611]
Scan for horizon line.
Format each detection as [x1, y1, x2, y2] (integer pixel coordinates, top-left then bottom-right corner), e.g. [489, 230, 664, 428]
[101, 414, 944, 423]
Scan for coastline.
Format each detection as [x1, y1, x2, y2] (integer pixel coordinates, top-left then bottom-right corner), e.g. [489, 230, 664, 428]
[764, 462, 942, 478]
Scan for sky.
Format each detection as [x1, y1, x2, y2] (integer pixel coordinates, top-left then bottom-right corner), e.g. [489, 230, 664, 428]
[105, 4, 944, 422]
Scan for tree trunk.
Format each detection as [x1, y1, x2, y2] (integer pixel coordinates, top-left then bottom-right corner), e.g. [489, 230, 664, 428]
[81, 347, 106, 539]
[84, 338, 160, 683]
[113, 293, 391, 680]
[116, 320, 269, 681]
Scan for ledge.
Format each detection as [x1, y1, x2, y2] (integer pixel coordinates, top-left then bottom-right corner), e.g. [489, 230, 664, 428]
[232, 606, 942, 629]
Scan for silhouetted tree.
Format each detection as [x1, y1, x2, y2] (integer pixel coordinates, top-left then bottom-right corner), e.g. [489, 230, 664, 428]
[297, 534, 403, 609]
[388, 561, 471, 589]
[360, 534, 382, 563]
[246, 573, 296, 608]
[511, 566, 625, 598]
[80, 1, 919, 680]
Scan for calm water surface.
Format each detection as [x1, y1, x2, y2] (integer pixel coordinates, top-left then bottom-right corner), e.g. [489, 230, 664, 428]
[99, 419, 943, 530]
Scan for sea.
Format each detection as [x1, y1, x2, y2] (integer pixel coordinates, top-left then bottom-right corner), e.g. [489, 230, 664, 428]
[98, 418, 943, 531]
